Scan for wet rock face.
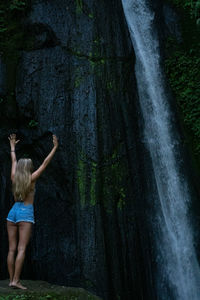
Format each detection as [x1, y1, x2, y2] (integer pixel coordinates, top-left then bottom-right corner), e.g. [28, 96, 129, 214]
[0, 0, 152, 299]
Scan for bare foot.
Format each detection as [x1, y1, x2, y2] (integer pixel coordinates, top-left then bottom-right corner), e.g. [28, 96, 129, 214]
[9, 281, 13, 287]
[11, 281, 27, 290]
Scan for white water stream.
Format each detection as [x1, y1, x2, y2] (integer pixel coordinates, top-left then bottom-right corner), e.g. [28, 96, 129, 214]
[122, 0, 200, 298]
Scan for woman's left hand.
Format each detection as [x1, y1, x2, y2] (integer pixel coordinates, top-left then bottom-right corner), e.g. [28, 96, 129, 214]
[52, 134, 58, 149]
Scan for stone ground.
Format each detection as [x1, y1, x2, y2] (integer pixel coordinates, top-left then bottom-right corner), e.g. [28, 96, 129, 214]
[0, 280, 102, 300]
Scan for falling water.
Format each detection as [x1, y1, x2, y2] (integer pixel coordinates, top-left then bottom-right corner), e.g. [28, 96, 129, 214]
[121, 0, 200, 299]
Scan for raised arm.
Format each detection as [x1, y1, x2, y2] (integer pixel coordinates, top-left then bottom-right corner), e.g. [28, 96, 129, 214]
[8, 133, 20, 182]
[31, 134, 58, 181]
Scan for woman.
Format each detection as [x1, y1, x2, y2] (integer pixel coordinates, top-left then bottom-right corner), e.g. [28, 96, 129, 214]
[6, 133, 58, 290]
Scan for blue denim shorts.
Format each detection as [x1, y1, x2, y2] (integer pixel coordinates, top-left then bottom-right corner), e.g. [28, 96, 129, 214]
[6, 202, 35, 224]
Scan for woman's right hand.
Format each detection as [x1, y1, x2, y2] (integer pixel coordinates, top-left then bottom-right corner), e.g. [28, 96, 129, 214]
[8, 133, 20, 149]
[53, 134, 58, 148]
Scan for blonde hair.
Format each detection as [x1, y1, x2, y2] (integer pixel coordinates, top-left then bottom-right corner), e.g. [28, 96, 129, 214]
[13, 158, 33, 201]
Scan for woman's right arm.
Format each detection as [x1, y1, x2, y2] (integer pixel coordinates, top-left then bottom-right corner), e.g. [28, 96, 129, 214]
[31, 135, 58, 181]
[8, 133, 20, 182]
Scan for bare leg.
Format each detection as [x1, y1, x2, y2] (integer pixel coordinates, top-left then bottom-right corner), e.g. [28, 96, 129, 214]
[7, 221, 18, 286]
[11, 222, 32, 290]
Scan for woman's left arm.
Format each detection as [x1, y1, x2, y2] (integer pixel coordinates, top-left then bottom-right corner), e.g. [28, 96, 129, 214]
[8, 134, 19, 182]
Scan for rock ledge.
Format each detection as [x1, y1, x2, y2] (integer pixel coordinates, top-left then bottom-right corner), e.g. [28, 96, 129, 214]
[0, 280, 102, 300]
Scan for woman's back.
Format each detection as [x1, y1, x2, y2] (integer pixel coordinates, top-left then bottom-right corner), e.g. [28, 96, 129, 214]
[17, 181, 36, 205]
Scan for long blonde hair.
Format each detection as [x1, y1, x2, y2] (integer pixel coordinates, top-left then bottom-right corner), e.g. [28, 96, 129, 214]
[13, 158, 33, 201]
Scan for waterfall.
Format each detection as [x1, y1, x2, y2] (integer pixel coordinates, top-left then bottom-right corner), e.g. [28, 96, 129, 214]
[121, 0, 200, 299]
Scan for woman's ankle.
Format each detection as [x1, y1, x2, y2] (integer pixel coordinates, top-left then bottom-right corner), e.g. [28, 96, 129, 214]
[12, 279, 19, 284]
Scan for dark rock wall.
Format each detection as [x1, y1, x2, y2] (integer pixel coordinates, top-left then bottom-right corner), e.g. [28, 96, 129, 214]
[0, 0, 152, 299]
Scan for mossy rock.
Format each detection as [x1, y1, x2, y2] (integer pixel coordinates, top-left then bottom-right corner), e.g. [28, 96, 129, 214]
[0, 280, 102, 300]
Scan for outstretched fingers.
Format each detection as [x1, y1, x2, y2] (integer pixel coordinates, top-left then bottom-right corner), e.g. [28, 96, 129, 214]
[8, 134, 20, 145]
[52, 134, 58, 148]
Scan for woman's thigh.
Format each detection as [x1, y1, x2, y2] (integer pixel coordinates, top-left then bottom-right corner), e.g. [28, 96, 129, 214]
[7, 221, 18, 251]
[17, 222, 32, 250]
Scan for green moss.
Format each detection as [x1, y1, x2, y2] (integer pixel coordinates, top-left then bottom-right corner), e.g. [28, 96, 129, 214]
[101, 145, 127, 211]
[28, 120, 38, 128]
[77, 151, 98, 208]
[88, 38, 104, 70]
[77, 145, 128, 211]
[0, 293, 98, 300]
[90, 161, 97, 206]
[74, 67, 85, 88]
[85, 279, 94, 289]
[88, 13, 94, 19]
[106, 80, 118, 92]
[77, 152, 86, 207]
[74, 76, 83, 88]
[75, 0, 83, 14]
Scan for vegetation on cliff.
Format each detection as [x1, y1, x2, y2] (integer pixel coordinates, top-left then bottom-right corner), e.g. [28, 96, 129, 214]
[171, 0, 200, 23]
[165, 0, 200, 168]
[0, 0, 30, 54]
[0, 0, 31, 125]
